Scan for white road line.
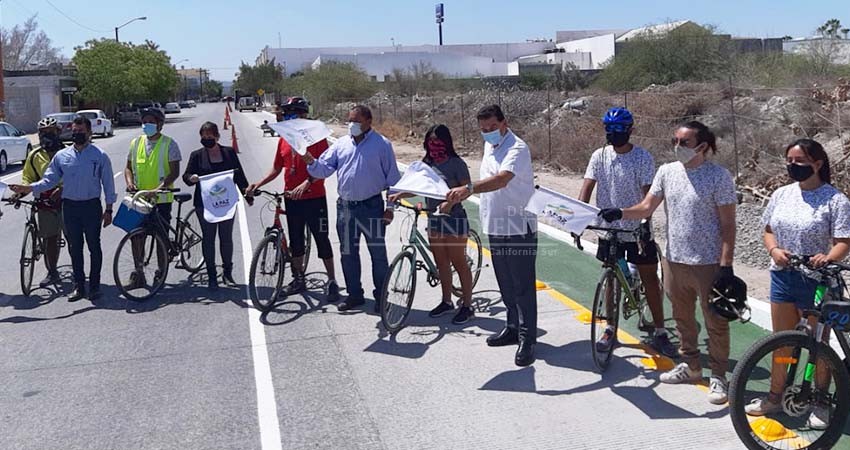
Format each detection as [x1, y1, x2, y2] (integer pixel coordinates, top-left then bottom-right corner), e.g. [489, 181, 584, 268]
[1, 171, 22, 183]
[237, 198, 283, 450]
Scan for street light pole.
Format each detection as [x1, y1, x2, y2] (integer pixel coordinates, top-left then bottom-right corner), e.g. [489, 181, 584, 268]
[115, 16, 147, 43]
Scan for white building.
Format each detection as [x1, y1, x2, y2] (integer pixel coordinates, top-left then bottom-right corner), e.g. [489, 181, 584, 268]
[783, 37, 850, 64]
[311, 52, 509, 81]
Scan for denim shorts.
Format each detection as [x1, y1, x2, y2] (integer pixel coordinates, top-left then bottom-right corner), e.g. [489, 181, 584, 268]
[770, 269, 820, 310]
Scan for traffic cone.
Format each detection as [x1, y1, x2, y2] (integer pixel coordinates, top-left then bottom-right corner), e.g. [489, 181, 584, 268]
[223, 117, 228, 130]
[224, 107, 231, 124]
[231, 126, 239, 153]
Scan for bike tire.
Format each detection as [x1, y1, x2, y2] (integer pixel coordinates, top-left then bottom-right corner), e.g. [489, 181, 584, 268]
[381, 250, 417, 334]
[179, 208, 205, 273]
[248, 233, 286, 312]
[729, 330, 850, 450]
[301, 224, 312, 274]
[451, 229, 483, 298]
[20, 224, 38, 296]
[590, 268, 620, 372]
[113, 228, 170, 301]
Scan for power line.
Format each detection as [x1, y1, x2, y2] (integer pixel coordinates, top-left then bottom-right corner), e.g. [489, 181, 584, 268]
[43, 0, 109, 33]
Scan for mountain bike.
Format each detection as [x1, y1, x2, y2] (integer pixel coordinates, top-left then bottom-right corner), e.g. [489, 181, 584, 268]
[729, 255, 850, 450]
[380, 201, 483, 333]
[3, 196, 66, 296]
[112, 189, 205, 300]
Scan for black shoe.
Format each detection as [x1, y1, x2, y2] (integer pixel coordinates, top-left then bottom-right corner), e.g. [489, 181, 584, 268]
[207, 279, 219, 291]
[451, 306, 475, 325]
[126, 271, 146, 290]
[39, 271, 61, 288]
[284, 277, 306, 295]
[89, 289, 103, 301]
[68, 287, 86, 302]
[486, 327, 519, 347]
[326, 280, 340, 303]
[338, 296, 364, 311]
[429, 300, 455, 318]
[515, 340, 536, 367]
[222, 272, 238, 287]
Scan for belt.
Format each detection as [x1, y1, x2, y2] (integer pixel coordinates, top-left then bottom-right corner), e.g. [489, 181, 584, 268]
[337, 194, 381, 206]
[62, 198, 101, 204]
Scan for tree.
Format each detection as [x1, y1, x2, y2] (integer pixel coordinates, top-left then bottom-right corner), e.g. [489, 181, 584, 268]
[234, 59, 283, 95]
[817, 19, 845, 39]
[1, 15, 62, 70]
[203, 80, 224, 98]
[279, 61, 376, 106]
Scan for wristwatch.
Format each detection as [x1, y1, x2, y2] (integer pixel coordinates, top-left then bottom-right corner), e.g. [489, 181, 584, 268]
[466, 182, 474, 194]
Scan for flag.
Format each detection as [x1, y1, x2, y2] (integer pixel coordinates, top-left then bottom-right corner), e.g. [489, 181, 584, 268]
[199, 169, 239, 223]
[268, 118, 332, 156]
[525, 186, 599, 234]
[388, 161, 450, 200]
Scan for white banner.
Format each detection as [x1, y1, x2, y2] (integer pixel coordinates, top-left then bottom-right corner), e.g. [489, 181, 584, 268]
[268, 118, 332, 156]
[199, 169, 239, 223]
[0, 181, 6, 201]
[388, 161, 450, 200]
[525, 186, 600, 234]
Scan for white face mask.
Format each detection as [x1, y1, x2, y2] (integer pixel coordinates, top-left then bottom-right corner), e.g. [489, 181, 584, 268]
[674, 144, 699, 165]
[349, 122, 363, 137]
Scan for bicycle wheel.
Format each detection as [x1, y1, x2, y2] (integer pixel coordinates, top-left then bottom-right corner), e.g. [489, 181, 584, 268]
[381, 250, 417, 334]
[113, 228, 170, 301]
[729, 330, 850, 450]
[20, 224, 38, 296]
[590, 268, 621, 371]
[300, 224, 312, 274]
[178, 208, 205, 273]
[451, 229, 483, 298]
[248, 233, 286, 312]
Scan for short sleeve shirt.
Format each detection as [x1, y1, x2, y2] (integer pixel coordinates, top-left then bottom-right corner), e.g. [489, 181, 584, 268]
[425, 156, 470, 218]
[762, 183, 850, 270]
[273, 137, 328, 200]
[584, 145, 655, 238]
[649, 160, 737, 265]
[479, 130, 537, 236]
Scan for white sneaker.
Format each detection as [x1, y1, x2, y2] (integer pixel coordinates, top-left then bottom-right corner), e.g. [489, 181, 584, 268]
[707, 376, 729, 405]
[807, 405, 830, 430]
[744, 397, 782, 416]
[660, 362, 702, 384]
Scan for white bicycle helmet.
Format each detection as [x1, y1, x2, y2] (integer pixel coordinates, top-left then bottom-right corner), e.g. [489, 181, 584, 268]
[37, 116, 58, 129]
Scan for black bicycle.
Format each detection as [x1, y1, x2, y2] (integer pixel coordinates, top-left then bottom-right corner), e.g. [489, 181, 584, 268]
[112, 189, 205, 300]
[729, 256, 850, 450]
[3, 196, 66, 296]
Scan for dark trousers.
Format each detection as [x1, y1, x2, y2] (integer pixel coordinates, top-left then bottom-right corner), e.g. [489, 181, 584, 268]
[488, 228, 538, 343]
[285, 197, 334, 260]
[336, 195, 388, 300]
[62, 199, 103, 290]
[197, 211, 235, 280]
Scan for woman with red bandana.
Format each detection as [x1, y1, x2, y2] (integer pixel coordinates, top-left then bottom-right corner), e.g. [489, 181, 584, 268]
[388, 124, 474, 324]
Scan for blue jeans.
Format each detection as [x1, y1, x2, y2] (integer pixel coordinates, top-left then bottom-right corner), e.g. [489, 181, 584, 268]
[62, 199, 103, 290]
[336, 195, 388, 300]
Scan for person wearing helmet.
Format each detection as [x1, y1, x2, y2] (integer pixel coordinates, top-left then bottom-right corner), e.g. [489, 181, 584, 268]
[18, 116, 67, 287]
[123, 107, 182, 289]
[578, 107, 675, 359]
[246, 97, 340, 302]
[599, 121, 737, 405]
[745, 138, 850, 427]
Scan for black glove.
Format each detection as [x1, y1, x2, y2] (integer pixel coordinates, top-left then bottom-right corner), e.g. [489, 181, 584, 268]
[598, 208, 623, 222]
[714, 266, 734, 291]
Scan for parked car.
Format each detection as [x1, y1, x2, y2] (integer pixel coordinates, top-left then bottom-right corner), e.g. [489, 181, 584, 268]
[238, 97, 257, 112]
[77, 109, 114, 137]
[0, 121, 32, 172]
[164, 102, 181, 114]
[46, 113, 78, 141]
[134, 101, 165, 115]
[178, 101, 192, 109]
[187, 100, 197, 108]
[117, 105, 141, 126]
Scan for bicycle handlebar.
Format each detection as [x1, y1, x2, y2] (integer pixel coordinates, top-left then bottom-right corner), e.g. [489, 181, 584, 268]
[1, 196, 52, 209]
[393, 201, 438, 214]
[126, 188, 180, 203]
[251, 189, 292, 200]
[787, 255, 850, 277]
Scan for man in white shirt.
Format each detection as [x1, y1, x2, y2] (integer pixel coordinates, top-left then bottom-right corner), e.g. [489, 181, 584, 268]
[448, 105, 538, 366]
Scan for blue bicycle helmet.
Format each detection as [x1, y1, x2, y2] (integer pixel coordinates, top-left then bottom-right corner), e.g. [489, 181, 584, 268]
[602, 107, 634, 133]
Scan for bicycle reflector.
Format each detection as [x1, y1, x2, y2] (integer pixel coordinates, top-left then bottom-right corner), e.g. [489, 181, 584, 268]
[710, 276, 751, 323]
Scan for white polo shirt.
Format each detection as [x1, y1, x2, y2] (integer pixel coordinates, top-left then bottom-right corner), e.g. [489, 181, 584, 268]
[479, 129, 537, 236]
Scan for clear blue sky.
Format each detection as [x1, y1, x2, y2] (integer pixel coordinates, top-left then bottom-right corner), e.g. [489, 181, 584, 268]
[1, 0, 847, 81]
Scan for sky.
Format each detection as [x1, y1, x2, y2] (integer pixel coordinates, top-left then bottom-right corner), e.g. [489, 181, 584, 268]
[0, 0, 847, 81]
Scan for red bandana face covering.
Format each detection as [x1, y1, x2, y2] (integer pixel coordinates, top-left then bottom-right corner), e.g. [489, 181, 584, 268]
[428, 140, 449, 164]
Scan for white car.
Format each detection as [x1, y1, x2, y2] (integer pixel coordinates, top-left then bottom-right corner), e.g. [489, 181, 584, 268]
[77, 109, 114, 137]
[0, 121, 33, 172]
[164, 102, 181, 114]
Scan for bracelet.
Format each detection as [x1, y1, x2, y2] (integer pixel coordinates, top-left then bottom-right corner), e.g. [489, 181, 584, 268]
[768, 246, 778, 256]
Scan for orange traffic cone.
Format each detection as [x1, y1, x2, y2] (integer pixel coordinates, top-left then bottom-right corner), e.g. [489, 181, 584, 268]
[231, 126, 239, 153]
[224, 107, 231, 124]
[223, 118, 228, 130]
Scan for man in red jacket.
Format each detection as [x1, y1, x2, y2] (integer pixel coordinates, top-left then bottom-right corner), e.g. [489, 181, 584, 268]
[247, 97, 340, 301]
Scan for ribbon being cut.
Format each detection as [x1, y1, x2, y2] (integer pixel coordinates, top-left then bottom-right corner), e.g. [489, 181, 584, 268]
[268, 118, 332, 156]
[199, 169, 240, 223]
[524, 185, 600, 235]
[388, 161, 450, 200]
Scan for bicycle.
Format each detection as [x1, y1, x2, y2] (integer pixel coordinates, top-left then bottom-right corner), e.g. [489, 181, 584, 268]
[380, 201, 483, 333]
[575, 222, 658, 371]
[112, 189, 205, 300]
[2, 196, 66, 296]
[247, 189, 312, 312]
[729, 255, 850, 450]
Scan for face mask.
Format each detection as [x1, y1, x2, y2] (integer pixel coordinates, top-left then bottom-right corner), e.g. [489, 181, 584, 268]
[71, 132, 87, 145]
[427, 141, 449, 164]
[201, 138, 217, 149]
[606, 132, 630, 148]
[142, 123, 158, 137]
[674, 144, 698, 165]
[39, 133, 61, 151]
[349, 121, 363, 137]
[481, 129, 502, 146]
[787, 163, 815, 182]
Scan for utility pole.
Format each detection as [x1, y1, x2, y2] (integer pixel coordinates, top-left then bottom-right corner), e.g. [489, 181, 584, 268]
[435, 3, 444, 46]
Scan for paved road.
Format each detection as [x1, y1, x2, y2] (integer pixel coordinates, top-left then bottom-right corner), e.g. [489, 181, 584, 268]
[1, 103, 847, 449]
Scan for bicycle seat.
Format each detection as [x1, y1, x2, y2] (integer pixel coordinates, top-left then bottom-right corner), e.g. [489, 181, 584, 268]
[174, 193, 192, 203]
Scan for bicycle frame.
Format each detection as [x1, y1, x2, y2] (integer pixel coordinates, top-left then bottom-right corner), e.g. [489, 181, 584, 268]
[398, 203, 442, 282]
[588, 225, 647, 319]
[255, 190, 290, 255]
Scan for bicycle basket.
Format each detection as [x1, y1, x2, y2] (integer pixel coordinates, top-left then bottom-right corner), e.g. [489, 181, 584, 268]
[114, 195, 153, 233]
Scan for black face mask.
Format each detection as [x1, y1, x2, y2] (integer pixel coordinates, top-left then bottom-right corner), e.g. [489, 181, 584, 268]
[787, 163, 815, 182]
[39, 133, 61, 151]
[201, 138, 217, 149]
[606, 132, 630, 147]
[71, 132, 87, 145]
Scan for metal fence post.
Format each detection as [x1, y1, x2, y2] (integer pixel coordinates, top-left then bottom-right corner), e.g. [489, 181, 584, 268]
[624, 91, 629, 108]
[409, 96, 414, 132]
[728, 76, 740, 183]
[547, 86, 553, 160]
[460, 93, 466, 148]
[377, 100, 383, 125]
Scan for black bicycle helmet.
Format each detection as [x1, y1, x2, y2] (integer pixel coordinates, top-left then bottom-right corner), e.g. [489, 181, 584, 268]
[140, 107, 165, 123]
[281, 96, 309, 114]
[710, 276, 751, 323]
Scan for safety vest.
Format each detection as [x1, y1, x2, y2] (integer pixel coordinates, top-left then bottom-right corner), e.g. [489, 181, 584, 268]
[131, 135, 173, 203]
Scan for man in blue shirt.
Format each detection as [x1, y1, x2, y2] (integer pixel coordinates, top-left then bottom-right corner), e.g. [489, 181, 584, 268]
[11, 116, 117, 301]
[302, 105, 401, 311]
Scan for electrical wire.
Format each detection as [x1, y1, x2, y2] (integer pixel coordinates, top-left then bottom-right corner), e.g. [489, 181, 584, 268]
[43, 0, 109, 33]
